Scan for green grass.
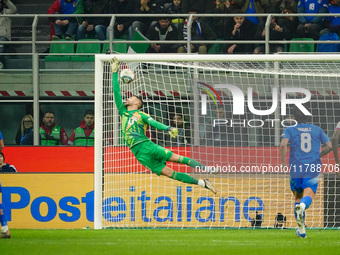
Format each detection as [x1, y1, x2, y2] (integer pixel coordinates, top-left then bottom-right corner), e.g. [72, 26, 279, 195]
[1, 229, 340, 255]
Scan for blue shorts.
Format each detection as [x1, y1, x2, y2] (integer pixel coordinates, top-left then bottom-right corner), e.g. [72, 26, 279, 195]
[290, 176, 319, 194]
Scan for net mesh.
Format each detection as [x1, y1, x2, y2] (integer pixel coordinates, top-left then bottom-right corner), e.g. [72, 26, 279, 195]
[98, 58, 340, 229]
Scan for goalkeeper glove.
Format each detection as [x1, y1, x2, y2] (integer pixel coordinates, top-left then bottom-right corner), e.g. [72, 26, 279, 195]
[167, 127, 178, 138]
[110, 57, 119, 73]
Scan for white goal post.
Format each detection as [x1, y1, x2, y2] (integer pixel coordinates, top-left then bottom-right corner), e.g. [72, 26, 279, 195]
[94, 54, 340, 230]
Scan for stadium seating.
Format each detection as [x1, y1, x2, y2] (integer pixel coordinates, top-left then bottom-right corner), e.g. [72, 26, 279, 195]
[71, 39, 101, 62]
[102, 39, 128, 54]
[289, 38, 315, 53]
[45, 40, 75, 62]
[208, 39, 223, 54]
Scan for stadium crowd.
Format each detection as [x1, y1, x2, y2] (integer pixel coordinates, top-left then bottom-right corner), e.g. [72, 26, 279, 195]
[1, 0, 340, 63]
[45, 0, 340, 53]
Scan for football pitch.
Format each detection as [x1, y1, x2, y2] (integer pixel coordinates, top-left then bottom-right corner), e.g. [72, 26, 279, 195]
[1, 229, 340, 255]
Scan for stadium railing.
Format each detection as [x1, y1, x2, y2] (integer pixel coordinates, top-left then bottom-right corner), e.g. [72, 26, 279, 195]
[0, 13, 340, 145]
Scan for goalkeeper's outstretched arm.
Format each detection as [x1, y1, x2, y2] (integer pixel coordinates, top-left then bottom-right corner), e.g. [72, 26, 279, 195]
[142, 114, 179, 139]
[111, 59, 127, 116]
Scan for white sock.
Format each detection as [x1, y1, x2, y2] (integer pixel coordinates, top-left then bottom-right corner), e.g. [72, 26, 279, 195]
[297, 203, 306, 234]
[1, 225, 8, 233]
[298, 224, 306, 234]
[198, 180, 205, 188]
[300, 203, 306, 211]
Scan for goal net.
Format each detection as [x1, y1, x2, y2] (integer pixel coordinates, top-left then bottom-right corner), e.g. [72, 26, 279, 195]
[94, 54, 340, 229]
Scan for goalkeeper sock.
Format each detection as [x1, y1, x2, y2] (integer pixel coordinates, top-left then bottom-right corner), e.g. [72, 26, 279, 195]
[0, 203, 7, 227]
[179, 156, 206, 171]
[171, 171, 199, 185]
[300, 196, 312, 210]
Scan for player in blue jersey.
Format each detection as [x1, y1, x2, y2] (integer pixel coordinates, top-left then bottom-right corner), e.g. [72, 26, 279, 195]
[0, 130, 10, 238]
[280, 106, 332, 238]
[0, 182, 10, 238]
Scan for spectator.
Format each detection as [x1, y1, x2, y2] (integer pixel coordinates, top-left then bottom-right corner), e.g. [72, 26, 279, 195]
[222, 14, 256, 54]
[177, 10, 217, 54]
[0, 130, 4, 153]
[278, 2, 298, 38]
[266, 0, 281, 13]
[165, 0, 184, 27]
[169, 114, 190, 146]
[109, 0, 134, 39]
[213, 107, 227, 146]
[17, 114, 34, 145]
[76, 0, 112, 40]
[48, 0, 80, 40]
[21, 131, 35, 145]
[182, 0, 215, 14]
[253, 16, 293, 53]
[296, 0, 328, 40]
[68, 109, 94, 146]
[214, 0, 244, 38]
[182, 0, 215, 25]
[240, 0, 268, 25]
[40, 111, 68, 145]
[320, 0, 340, 37]
[130, 0, 164, 39]
[146, 16, 178, 53]
[280, 0, 297, 14]
[0, 152, 17, 172]
[0, 0, 17, 68]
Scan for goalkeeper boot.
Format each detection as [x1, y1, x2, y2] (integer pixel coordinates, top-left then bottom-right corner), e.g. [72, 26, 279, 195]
[295, 204, 306, 238]
[204, 179, 217, 194]
[110, 57, 119, 73]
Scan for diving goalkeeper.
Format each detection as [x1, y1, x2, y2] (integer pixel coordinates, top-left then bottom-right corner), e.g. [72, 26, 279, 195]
[110, 58, 217, 194]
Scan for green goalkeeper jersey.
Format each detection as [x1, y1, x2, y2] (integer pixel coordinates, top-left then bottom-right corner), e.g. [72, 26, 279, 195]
[112, 72, 169, 148]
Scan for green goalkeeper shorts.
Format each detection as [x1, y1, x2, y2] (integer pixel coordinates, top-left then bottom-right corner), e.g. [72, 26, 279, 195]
[131, 141, 174, 175]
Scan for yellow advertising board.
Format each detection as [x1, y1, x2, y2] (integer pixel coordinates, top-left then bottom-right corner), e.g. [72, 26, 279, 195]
[102, 174, 324, 228]
[1, 174, 93, 229]
[0, 173, 324, 229]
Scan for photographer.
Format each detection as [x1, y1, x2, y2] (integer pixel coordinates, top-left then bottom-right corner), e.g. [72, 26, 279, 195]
[0, 0, 17, 68]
